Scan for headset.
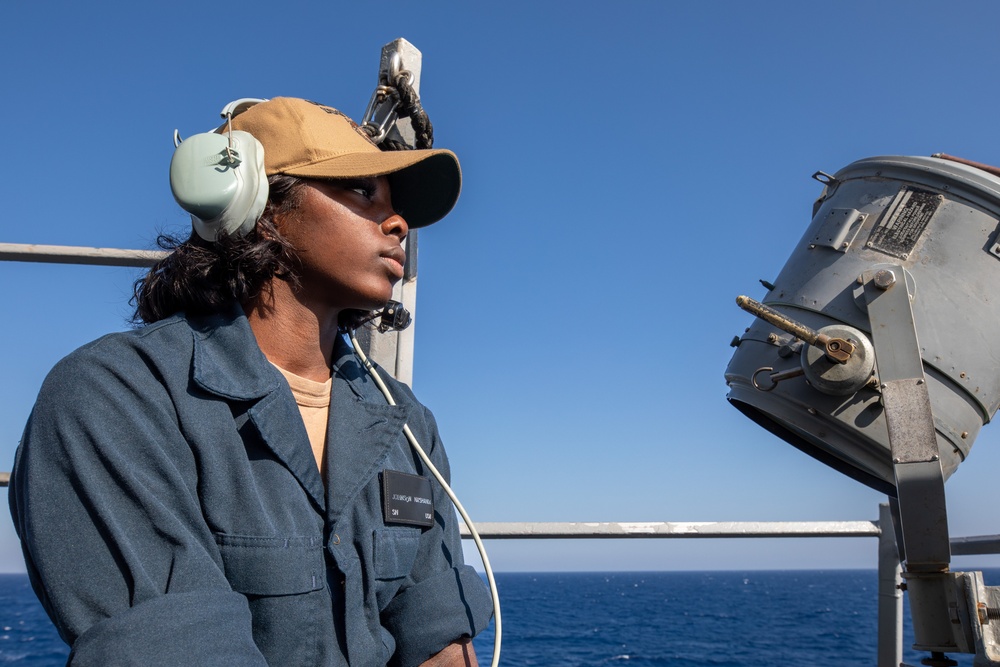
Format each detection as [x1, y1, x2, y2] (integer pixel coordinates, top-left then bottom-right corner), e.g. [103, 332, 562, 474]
[170, 98, 269, 241]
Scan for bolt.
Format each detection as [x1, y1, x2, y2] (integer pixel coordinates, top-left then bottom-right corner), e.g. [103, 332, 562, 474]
[842, 242, 849, 248]
[809, 244, 816, 249]
[902, 253, 908, 260]
[960, 372, 967, 379]
[978, 603, 1000, 624]
[874, 269, 896, 290]
[916, 379, 924, 385]
[767, 333, 778, 344]
[961, 431, 969, 439]
[730, 336, 741, 348]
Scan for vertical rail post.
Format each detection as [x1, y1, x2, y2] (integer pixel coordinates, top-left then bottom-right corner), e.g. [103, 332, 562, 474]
[356, 38, 422, 385]
[878, 502, 904, 667]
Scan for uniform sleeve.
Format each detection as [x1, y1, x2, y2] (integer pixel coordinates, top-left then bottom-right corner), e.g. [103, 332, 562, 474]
[380, 403, 494, 667]
[8, 345, 268, 666]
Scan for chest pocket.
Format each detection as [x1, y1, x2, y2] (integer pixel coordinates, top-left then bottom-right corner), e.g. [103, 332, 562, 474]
[372, 527, 422, 580]
[215, 534, 326, 595]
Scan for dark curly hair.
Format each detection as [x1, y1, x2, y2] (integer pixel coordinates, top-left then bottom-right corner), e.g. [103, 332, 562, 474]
[132, 174, 370, 329]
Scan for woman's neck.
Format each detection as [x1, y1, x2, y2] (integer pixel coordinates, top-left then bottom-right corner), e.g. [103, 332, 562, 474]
[244, 281, 341, 382]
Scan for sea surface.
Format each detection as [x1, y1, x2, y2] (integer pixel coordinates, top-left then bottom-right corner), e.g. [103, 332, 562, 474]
[2, 569, 997, 666]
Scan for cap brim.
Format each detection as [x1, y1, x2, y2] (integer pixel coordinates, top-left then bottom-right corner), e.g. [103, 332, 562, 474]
[280, 149, 461, 228]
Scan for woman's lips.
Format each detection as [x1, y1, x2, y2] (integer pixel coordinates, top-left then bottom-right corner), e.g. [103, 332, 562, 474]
[381, 248, 406, 278]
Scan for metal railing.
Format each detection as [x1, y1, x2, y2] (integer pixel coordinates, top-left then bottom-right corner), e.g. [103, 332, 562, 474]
[462, 504, 904, 667]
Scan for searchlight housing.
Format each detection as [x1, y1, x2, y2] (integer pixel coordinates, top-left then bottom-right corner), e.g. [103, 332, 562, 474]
[725, 154, 1000, 665]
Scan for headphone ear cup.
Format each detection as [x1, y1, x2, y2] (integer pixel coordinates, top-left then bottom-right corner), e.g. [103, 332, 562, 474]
[170, 130, 269, 241]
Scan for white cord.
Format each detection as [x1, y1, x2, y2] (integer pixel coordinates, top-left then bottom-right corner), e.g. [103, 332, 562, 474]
[349, 332, 502, 667]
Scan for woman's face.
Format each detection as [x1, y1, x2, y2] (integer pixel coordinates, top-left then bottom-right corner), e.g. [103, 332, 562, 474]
[277, 176, 408, 313]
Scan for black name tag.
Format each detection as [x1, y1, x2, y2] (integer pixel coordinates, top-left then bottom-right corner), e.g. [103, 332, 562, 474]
[380, 470, 435, 527]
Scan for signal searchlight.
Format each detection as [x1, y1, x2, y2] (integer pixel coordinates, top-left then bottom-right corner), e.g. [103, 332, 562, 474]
[725, 155, 1000, 665]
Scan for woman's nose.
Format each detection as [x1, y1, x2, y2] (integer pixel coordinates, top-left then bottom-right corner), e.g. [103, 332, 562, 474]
[381, 213, 408, 240]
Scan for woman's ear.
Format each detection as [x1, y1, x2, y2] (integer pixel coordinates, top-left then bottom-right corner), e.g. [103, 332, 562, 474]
[256, 205, 287, 242]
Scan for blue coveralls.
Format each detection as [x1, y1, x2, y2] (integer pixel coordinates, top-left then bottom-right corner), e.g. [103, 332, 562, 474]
[9, 304, 492, 666]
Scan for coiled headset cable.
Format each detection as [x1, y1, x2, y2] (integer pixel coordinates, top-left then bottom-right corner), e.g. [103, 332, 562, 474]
[349, 331, 502, 667]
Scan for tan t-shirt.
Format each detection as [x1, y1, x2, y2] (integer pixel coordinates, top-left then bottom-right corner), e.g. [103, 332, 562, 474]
[272, 364, 331, 472]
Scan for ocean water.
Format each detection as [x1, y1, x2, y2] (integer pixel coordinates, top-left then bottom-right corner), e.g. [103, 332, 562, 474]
[0, 575, 68, 667]
[1, 570, 996, 666]
[473, 570, 1000, 667]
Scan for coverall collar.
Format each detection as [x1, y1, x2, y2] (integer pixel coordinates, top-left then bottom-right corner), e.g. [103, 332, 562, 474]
[189, 303, 281, 401]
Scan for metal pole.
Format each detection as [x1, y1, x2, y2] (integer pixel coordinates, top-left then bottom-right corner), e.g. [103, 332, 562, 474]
[0, 243, 166, 267]
[356, 38, 422, 385]
[877, 502, 904, 667]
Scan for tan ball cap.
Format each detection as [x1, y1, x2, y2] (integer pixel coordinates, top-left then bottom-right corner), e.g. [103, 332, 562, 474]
[230, 97, 461, 228]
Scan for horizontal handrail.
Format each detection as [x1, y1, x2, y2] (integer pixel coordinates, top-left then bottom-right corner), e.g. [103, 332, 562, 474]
[951, 535, 1000, 556]
[457, 521, 1000, 554]
[461, 520, 881, 539]
[0, 243, 166, 268]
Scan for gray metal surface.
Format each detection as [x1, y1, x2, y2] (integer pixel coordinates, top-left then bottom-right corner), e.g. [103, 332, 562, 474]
[967, 572, 1000, 665]
[727, 155, 1000, 493]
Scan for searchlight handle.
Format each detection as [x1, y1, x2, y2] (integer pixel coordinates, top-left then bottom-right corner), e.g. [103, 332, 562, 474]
[735, 295, 855, 364]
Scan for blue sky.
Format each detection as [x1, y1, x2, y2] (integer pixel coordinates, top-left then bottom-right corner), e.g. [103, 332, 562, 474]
[3, 1, 1000, 574]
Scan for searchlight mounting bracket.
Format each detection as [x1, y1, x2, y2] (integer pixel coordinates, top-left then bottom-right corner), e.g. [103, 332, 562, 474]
[863, 266, 1000, 665]
[737, 267, 1000, 665]
[861, 265, 951, 573]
